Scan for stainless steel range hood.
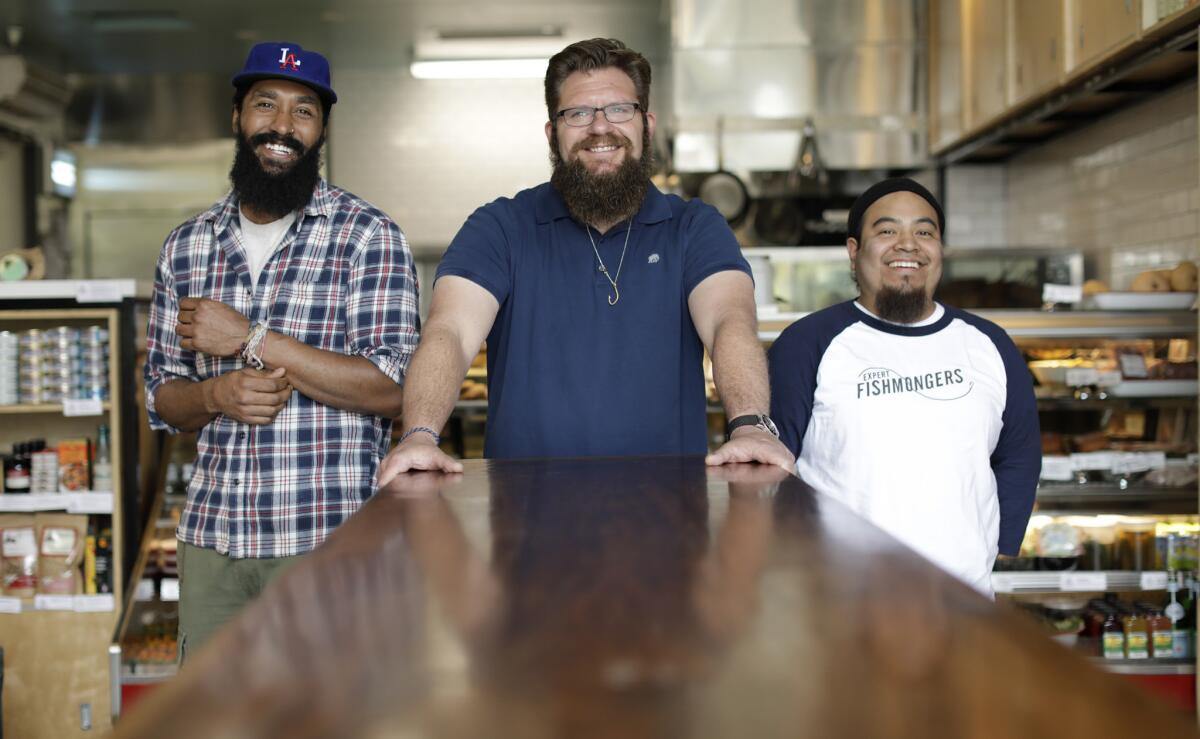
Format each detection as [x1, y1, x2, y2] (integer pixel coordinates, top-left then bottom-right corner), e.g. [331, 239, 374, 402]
[668, 0, 926, 172]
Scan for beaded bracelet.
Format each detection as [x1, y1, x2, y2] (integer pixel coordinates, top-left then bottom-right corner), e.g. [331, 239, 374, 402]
[400, 426, 441, 445]
[240, 322, 268, 370]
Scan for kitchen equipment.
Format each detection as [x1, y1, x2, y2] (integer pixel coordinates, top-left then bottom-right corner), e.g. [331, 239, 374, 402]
[698, 117, 750, 227]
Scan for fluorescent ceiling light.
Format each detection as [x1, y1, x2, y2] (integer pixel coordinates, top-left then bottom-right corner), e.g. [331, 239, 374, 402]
[410, 58, 548, 79]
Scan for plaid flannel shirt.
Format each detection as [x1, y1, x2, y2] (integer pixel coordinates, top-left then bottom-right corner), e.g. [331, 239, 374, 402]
[144, 180, 419, 558]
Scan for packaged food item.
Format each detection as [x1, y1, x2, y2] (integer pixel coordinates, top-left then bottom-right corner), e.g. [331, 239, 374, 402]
[1, 514, 37, 596]
[35, 513, 85, 595]
[57, 439, 91, 492]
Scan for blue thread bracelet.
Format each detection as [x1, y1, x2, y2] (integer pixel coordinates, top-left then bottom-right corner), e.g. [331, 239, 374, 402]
[400, 426, 440, 445]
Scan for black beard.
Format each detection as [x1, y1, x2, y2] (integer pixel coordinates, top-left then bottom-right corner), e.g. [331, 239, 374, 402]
[874, 284, 932, 324]
[549, 124, 654, 227]
[230, 129, 324, 220]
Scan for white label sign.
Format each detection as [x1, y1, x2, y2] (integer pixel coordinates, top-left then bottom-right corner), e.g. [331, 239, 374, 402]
[75, 281, 124, 304]
[992, 574, 1016, 593]
[74, 594, 115, 612]
[1140, 572, 1169, 590]
[1071, 452, 1117, 471]
[1061, 572, 1108, 591]
[1042, 283, 1083, 304]
[68, 493, 112, 514]
[160, 578, 180, 602]
[135, 578, 155, 602]
[1041, 456, 1075, 482]
[0, 596, 22, 614]
[62, 398, 103, 417]
[34, 594, 75, 611]
[1065, 368, 1101, 387]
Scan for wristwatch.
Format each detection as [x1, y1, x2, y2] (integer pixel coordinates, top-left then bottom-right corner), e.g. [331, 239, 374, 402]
[725, 414, 780, 440]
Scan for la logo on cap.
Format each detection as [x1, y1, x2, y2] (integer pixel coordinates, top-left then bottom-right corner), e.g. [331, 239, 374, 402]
[278, 47, 302, 72]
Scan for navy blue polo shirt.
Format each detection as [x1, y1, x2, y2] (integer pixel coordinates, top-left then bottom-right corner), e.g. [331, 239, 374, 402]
[436, 182, 750, 459]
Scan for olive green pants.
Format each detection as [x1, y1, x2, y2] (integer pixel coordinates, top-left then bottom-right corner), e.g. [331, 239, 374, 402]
[176, 541, 301, 664]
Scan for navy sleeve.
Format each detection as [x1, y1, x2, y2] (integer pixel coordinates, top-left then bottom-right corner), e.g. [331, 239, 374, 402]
[680, 200, 751, 295]
[960, 312, 1041, 555]
[768, 303, 860, 459]
[435, 201, 512, 304]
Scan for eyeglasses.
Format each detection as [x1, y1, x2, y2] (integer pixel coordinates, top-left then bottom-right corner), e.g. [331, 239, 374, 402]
[554, 102, 641, 127]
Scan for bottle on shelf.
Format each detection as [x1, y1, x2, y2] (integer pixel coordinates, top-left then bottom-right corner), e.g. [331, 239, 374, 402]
[93, 424, 113, 492]
[1139, 602, 1173, 658]
[1165, 573, 1192, 658]
[4, 442, 30, 493]
[1101, 607, 1126, 659]
[1121, 603, 1151, 659]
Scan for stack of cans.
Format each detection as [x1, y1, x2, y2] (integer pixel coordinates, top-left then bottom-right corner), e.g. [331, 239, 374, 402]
[18, 326, 110, 404]
[0, 331, 17, 405]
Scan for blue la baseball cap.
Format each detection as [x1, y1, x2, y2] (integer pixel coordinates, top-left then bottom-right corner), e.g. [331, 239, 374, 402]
[232, 42, 337, 106]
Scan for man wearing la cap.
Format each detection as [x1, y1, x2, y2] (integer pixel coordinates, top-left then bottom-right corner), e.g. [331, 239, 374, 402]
[144, 42, 419, 656]
[767, 177, 1040, 595]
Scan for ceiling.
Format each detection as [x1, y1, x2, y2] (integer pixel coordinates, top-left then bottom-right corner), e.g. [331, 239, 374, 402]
[2, 0, 662, 76]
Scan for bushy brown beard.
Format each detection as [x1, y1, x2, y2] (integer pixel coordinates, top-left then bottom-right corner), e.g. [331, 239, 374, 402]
[549, 123, 654, 227]
[875, 284, 933, 324]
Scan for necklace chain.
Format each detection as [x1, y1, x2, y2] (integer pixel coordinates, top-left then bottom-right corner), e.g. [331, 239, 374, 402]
[586, 220, 633, 306]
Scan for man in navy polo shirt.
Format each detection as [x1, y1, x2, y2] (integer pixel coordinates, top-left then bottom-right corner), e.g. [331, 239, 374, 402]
[378, 37, 792, 480]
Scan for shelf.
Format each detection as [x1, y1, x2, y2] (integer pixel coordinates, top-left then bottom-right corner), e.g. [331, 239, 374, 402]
[0, 401, 112, 415]
[1093, 659, 1196, 676]
[0, 279, 143, 302]
[0, 593, 116, 613]
[0, 491, 113, 513]
[756, 309, 1198, 342]
[992, 570, 1170, 594]
[1036, 395, 1197, 409]
[1036, 484, 1196, 505]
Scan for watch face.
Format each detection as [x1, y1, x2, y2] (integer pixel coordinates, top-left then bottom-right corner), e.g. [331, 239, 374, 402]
[760, 416, 780, 438]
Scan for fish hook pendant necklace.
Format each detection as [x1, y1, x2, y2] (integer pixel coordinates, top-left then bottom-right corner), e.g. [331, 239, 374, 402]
[586, 219, 633, 306]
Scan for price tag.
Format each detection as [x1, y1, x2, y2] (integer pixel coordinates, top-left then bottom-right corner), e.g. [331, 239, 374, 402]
[992, 574, 1016, 593]
[1060, 572, 1107, 591]
[160, 578, 180, 602]
[1096, 370, 1124, 387]
[62, 398, 103, 417]
[34, 594, 75, 611]
[74, 594, 114, 612]
[0, 596, 22, 614]
[1041, 456, 1075, 482]
[1065, 368, 1100, 387]
[75, 280, 124, 304]
[1042, 283, 1083, 304]
[1140, 572, 1169, 590]
[68, 493, 112, 514]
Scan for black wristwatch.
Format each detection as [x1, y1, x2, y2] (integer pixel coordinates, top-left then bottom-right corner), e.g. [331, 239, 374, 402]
[726, 414, 780, 440]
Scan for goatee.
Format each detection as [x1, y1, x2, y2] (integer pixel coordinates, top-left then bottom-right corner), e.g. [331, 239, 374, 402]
[549, 124, 654, 227]
[230, 129, 324, 220]
[874, 285, 933, 324]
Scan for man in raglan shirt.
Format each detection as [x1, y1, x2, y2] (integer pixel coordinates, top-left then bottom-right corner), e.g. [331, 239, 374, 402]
[767, 178, 1040, 595]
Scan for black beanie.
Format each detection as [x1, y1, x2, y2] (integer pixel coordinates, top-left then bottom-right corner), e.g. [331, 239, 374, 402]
[847, 177, 945, 243]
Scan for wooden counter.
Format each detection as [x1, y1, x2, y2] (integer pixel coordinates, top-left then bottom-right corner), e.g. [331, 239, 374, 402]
[111, 457, 1198, 738]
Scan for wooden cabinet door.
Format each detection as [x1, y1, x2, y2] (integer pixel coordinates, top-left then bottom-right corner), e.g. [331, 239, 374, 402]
[1010, 0, 1064, 104]
[929, 0, 966, 150]
[1069, 0, 1140, 71]
[964, 0, 1008, 129]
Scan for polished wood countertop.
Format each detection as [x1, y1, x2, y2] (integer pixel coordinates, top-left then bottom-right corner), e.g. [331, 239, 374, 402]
[112, 457, 1198, 738]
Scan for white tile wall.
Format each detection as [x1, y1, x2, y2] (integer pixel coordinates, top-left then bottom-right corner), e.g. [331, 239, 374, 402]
[328, 71, 554, 258]
[947, 81, 1199, 288]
